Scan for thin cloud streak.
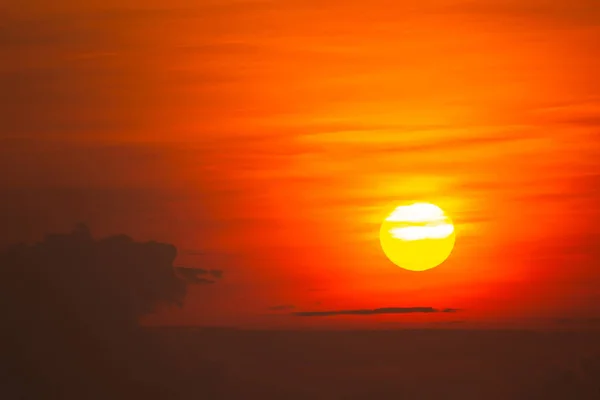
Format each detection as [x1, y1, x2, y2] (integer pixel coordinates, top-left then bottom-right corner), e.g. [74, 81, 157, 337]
[293, 307, 460, 317]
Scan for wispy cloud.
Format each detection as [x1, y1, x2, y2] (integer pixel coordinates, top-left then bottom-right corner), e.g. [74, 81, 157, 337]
[293, 307, 459, 317]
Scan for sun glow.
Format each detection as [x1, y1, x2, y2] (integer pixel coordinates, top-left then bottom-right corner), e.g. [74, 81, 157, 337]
[380, 202, 456, 271]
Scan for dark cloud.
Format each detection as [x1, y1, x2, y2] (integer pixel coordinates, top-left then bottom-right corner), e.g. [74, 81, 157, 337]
[0, 224, 224, 398]
[1, 224, 187, 325]
[293, 307, 460, 317]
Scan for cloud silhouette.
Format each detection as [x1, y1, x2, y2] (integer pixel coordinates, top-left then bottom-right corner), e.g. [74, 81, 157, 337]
[293, 307, 460, 317]
[0, 224, 222, 398]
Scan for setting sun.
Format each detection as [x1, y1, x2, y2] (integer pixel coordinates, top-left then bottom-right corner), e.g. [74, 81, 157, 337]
[380, 202, 456, 271]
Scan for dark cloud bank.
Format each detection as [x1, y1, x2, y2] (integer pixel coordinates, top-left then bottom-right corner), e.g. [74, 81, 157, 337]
[0, 224, 222, 400]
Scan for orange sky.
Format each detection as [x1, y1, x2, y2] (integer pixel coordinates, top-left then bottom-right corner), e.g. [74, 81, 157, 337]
[2, 0, 600, 328]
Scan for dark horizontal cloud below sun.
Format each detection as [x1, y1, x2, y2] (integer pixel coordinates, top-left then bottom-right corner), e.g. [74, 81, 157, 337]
[293, 307, 460, 317]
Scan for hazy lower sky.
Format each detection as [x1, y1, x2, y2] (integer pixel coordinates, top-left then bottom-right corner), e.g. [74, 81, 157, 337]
[2, 0, 600, 328]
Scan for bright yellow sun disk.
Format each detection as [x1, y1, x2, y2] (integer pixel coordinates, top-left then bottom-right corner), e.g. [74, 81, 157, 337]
[380, 202, 456, 271]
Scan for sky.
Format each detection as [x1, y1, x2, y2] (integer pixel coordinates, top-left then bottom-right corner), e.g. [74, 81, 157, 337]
[2, 0, 600, 329]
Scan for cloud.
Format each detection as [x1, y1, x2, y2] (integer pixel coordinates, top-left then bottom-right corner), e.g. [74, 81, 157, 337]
[1, 224, 189, 320]
[0, 224, 223, 399]
[293, 307, 460, 317]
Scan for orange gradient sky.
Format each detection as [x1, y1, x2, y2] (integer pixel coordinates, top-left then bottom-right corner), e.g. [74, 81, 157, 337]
[2, 0, 600, 329]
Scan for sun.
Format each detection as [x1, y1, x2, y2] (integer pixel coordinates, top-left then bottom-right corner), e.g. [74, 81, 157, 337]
[379, 202, 456, 271]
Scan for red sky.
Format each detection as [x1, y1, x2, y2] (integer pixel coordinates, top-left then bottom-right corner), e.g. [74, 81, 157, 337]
[2, 0, 600, 329]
